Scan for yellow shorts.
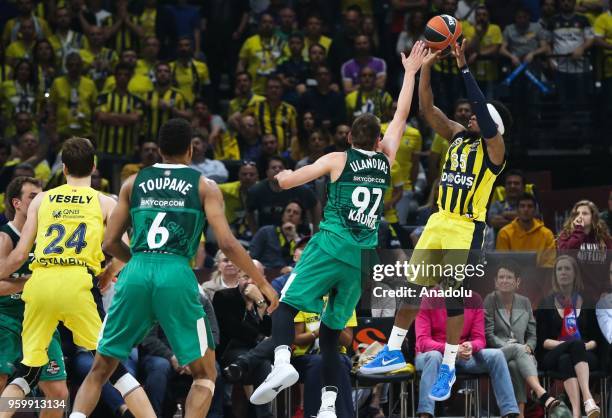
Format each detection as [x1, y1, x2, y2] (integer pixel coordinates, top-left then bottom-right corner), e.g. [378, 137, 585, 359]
[21, 266, 102, 367]
[410, 211, 485, 287]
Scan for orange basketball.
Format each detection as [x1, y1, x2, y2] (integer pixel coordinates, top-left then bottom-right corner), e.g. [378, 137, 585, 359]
[424, 14, 463, 53]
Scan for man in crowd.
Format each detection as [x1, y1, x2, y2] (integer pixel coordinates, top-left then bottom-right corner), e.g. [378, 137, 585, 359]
[120, 141, 160, 182]
[169, 37, 211, 105]
[496, 193, 556, 267]
[246, 156, 320, 233]
[219, 161, 259, 240]
[341, 34, 387, 93]
[190, 133, 229, 183]
[228, 72, 265, 118]
[299, 64, 346, 130]
[238, 13, 283, 95]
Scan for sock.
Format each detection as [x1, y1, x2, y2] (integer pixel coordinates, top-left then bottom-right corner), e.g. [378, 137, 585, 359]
[274, 345, 291, 365]
[320, 386, 338, 409]
[442, 343, 459, 369]
[69, 413, 86, 418]
[387, 326, 408, 351]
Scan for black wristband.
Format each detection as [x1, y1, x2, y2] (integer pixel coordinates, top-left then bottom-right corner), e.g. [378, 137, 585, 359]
[459, 65, 469, 73]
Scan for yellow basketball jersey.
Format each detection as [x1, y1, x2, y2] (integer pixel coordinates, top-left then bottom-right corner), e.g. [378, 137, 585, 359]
[32, 184, 104, 275]
[437, 132, 504, 222]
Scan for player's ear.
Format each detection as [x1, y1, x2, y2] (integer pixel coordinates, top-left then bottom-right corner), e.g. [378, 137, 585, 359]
[62, 163, 68, 177]
[347, 132, 353, 146]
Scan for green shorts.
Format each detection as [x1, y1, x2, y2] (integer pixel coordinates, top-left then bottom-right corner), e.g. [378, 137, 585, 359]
[0, 315, 66, 381]
[280, 234, 362, 330]
[97, 253, 215, 366]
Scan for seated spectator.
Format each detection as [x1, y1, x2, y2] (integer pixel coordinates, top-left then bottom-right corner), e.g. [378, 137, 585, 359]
[237, 13, 283, 95]
[275, 7, 297, 43]
[341, 34, 386, 94]
[102, 49, 154, 99]
[33, 38, 57, 95]
[257, 134, 279, 179]
[596, 260, 612, 344]
[292, 110, 317, 161]
[270, 237, 310, 293]
[414, 290, 520, 418]
[0, 59, 39, 138]
[142, 61, 190, 142]
[212, 262, 273, 418]
[5, 18, 37, 65]
[221, 114, 261, 162]
[303, 43, 331, 89]
[247, 76, 298, 155]
[276, 32, 308, 102]
[361, 15, 381, 55]
[488, 170, 526, 236]
[191, 99, 226, 150]
[548, 0, 594, 106]
[296, 130, 330, 201]
[120, 141, 160, 182]
[484, 262, 562, 417]
[218, 161, 259, 240]
[49, 6, 89, 64]
[496, 194, 556, 267]
[246, 156, 320, 233]
[80, 26, 119, 89]
[326, 124, 350, 153]
[169, 37, 211, 105]
[250, 201, 306, 269]
[6, 111, 34, 154]
[303, 15, 332, 58]
[11, 132, 50, 185]
[396, 10, 427, 56]
[2, 0, 51, 45]
[48, 52, 98, 139]
[203, 250, 241, 301]
[189, 133, 229, 183]
[228, 71, 265, 118]
[535, 255, 602, 418]
[345, 66, 393, 122]
[95, 62, 144, 190]
[465, 5, 502, 98]
[558, 200, 612, 254]
[298, 64, 345, 131]
[600, 190, 612, 234]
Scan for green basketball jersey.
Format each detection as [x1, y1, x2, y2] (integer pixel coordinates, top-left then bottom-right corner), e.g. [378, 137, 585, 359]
[130, 164, 205, 259]
[319, 148, 391, 248]
[0, 222, 33, 319]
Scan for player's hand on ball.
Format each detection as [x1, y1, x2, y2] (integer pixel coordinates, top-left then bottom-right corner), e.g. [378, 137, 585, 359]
[423, 49, 442, 68]
[452, 38, 468, 68]
[401, 40, 428, 73]
[259, 282, 279, 314]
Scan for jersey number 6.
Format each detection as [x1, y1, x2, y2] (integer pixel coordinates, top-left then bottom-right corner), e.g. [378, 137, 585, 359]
[147, 212, 170, 249]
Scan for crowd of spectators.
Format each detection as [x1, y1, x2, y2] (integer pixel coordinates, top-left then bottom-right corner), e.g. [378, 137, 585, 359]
[0, 0, 611, 417]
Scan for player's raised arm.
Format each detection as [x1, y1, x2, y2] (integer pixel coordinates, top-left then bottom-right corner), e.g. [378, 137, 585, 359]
[419, 50, 465, 141]
[379, 41, 427, 164]
[102, 176, 134, 264]
[453, 39, 506, 165]
[275, 152, 343, 190]
[201, 177, 279, 312]
[0, 193, 42, 279]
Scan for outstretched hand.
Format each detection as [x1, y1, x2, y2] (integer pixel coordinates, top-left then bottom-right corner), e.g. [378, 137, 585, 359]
[423, 49, 442, 68]
[401, 40, 428, 74]
[452, 38, 469, 69]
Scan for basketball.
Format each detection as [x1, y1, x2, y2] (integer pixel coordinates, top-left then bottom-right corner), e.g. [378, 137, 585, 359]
[424, 14, 463, 53]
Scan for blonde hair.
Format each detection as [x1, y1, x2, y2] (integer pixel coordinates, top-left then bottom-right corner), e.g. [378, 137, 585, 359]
[551, 255, 583, 294]
[559, 200, 611, 246]
[210, 249, 227, 282]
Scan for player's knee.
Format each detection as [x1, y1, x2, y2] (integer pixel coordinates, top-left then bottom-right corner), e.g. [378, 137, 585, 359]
[192, 378, 215, 394]
[0, 374, 8, 392]
[111, 372, 141, 398]
[41, 381, 69, 400]
[10, 366, 43, 396]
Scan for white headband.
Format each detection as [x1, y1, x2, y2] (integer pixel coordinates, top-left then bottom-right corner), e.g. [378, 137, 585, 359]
[487, 103, 504, 135]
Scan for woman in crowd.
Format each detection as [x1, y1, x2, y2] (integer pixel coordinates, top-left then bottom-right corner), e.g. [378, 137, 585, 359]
[33, 39, 57, 96]
[596, 260, 612, 345]
[250, 200, 306, 270]
[396, 10, 427, 56]
[484, 261, 561, 417]
[203, 249, 241, 300]
[535, 255, 602, 418]
[292, 110, 318, 161]
[0, 59, 39, 137]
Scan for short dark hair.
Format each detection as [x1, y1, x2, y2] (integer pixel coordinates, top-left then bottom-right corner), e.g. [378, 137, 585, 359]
[518, 192, 537, 206]
[155, 61, 170, 71]
[266, 75, 283, 87]
[62, 137, 95, 177]
[236, 71, 252, 81]
[289, 32, 304, 41]
[308, 43, 325, 54]
[516, 6, 532, 16]
[350, 114, 380, 150]
[496, 259, 521, 278]
[453, 98, 470, 111]
[5, 176, 41, 219]
[505, 169, 524, 183]
[489, 100, 513, 133]
[158, 118, 193, 156]
[267, 156, 285, 170]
